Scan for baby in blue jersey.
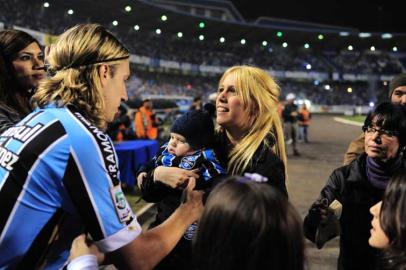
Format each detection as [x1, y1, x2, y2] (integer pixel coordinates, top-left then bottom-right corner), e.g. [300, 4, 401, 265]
[137, 109, 226, 270]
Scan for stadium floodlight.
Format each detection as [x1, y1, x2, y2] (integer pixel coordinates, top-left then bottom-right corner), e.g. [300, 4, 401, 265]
[347, 45, 353, 51]
[359, 32, 371, 38]
[370, 46, 376, 51]
[112, 20, 118, 26]
[199, 35, 204, 41]
[381, 33, 392, 39]
[306, 64, 312, 70]
[369, 102, 375, 107]
[43, 2, 50, 8]
[262, 40, 268, 46]
[318, 34, 324, 40]
[161, 15, 167, 21]
[67, 9, 74, 15]
[304, 43, 310, 49]
[324, 84, 331, 90]
[277, 31, 283, 38]
[177, 32, 183, 38]
[199, 22, 205, 28]
[347, 87, 353, 93]
[393, 46, 398, 52]
[219, 37, 225, 43]
[133, 25, 140, 31]
[125, 6, 132, 12]
[339, 32, 349, 36]
[282, 42, 288, 48]
[240, 39, 246, 45]
[155, 28, 161, 35]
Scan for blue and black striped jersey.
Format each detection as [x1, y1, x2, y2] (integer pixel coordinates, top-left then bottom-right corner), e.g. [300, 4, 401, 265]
[0, 105, 141, 269]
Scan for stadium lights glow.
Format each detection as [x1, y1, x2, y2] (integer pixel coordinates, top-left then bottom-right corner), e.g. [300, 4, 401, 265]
[262, 41, 268, 46]
[304, 43, 310, 49]
[359, 32, 371, 38]
[277, 31, 283, 38]
[177, 32, 183, 38]
[347, 87, 353, 93]
[393, 46, 398, 52]
[240, 39, 246, 45]
[306, 64, 312, 70]
[43, 2, 50, 8]
[67, 9, 74, 15]
[347, 45, 353, 51]
[318, 34, 324, 40]
[199, 35, 204, 41]
[369, 102, 375, 107]
[112, 20, 118, 26]
[155, 28, 161, 35]
[219, 37, 225, 43]
[381, 33, 392, 39]
[370, 46, 376, 51]
[161, 15, 167, 21]
[383, 81, 388, 86]
[282, 42, 288, 48]
[324, 84, 331, 90]
[314, 80, 320, 86]
[339, 32, 349, 36]
[125, 6, 132, 12]
[199, 22, 205, 28]
[133, 25, 140, 31]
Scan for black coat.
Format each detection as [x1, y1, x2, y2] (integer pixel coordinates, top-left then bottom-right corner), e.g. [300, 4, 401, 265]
[304, 153, 406, 270]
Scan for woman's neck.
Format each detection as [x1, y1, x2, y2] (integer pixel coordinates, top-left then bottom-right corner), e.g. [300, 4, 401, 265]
[225, 128, 246, 146]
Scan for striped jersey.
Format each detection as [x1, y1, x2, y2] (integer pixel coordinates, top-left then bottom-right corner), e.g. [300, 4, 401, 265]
[0, 105, 141, 269]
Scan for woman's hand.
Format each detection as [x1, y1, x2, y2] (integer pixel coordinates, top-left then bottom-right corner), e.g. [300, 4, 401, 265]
[153, 166, 199, 189]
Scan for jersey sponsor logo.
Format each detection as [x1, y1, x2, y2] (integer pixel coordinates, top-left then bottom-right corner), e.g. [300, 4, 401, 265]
[1, 123, 43, 143]
[73, 112, 119, 179]
[180, 156, 197, 170]
[110, 185, 133, 223]
[0, 146, 18, 171]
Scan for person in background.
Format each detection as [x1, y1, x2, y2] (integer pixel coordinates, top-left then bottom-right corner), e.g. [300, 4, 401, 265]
[135, 98, 158, 140]
[189, 96, 202, 111]
[369, 170, 406, 270]
[304, 102, 406, 270]
[0, 29, 45, 133]
[137, 109, 226, 270]
[344, 73, 406, 165]
[282, 93, 300, 156]
[0, 24, 203, 270]
[298, 103, 311, 143]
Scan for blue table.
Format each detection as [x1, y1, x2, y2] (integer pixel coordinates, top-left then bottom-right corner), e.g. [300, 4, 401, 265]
[114, 140, 159, 188]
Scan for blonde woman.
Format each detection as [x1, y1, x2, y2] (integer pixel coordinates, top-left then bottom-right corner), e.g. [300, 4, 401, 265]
[0, 24, 203, 270]
[154, 65, 287, 196]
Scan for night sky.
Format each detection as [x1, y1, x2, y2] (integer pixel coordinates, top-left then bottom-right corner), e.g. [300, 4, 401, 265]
[231, 0, 404, 33]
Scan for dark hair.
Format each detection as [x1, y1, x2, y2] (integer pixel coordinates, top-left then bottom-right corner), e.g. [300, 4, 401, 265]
[363, 102, 406, 149]
[0, 29, 41, 115]
[193, 177, 304, 270]
[380, 169, 406, 269]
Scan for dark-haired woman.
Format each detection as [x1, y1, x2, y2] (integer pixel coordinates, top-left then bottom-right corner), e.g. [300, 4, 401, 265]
[0, 29, 45, 133]
[369, 170, 406, 270]
[304, 102, 406, 270]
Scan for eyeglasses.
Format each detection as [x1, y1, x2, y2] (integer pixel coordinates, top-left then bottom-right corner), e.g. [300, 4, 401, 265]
[362, 125, 399, 138]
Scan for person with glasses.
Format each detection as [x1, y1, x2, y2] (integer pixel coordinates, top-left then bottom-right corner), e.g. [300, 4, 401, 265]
[304, 102, 406, 270]
[344, 73, 406, 165]
[0, 30, 45, 133]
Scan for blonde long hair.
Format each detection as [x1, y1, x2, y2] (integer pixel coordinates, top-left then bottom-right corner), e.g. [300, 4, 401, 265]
[218, 66, 287, 177]
[32, 24, 129, 129]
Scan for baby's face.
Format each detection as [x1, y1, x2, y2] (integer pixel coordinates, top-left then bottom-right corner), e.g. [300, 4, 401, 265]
[168, 133, 194, 156]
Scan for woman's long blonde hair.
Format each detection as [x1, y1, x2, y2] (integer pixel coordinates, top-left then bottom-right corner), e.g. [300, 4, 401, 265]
[32, 24, 129, 129]
[218, 65, 287, 177]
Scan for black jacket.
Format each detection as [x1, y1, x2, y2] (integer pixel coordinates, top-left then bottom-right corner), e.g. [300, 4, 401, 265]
[304, 153, 406, 270]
